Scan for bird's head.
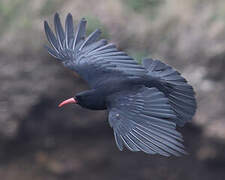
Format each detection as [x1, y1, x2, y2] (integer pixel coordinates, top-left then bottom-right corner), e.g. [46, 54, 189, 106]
[58, 90, 105, 110]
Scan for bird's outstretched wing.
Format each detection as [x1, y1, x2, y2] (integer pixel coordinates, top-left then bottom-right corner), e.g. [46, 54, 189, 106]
[107, 86, 187, 156]
[44, 13, 147, 88]
[143, 58, 197, 127]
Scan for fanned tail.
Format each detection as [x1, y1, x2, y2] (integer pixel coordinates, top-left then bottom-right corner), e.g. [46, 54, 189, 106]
[143, 58, 197, 126]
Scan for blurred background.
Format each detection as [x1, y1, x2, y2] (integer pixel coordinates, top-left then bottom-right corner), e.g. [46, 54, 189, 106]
[0, 0, 225, 179]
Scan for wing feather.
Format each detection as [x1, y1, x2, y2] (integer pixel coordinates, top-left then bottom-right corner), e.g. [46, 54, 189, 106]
[79, 29, 101, 50]
[82, 39, 108, 53]
[44, 21, 59, 53]
[107, 86, 187, 156]
[54, 13, 65, 50]
[44, 45, 60, 59]
[65, 13, 75, 49]
[44, 13, 147, 88]
[72, 18, 86, 49]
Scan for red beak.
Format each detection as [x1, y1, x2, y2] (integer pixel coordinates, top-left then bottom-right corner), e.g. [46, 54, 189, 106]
[58, 97, 77, 107]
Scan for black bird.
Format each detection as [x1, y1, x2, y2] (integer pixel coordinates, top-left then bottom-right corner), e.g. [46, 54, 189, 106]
[44, 13, 197, 156]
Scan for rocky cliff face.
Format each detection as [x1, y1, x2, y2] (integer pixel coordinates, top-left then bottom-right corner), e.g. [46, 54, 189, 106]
[0, 0, 225, 179]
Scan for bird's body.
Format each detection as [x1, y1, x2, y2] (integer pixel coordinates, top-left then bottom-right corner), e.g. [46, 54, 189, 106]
[76, 78, 143, 110]
[44, 13, 197, 156]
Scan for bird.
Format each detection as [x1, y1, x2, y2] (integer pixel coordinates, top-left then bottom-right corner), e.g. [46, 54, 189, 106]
[44, 13, 197, 157]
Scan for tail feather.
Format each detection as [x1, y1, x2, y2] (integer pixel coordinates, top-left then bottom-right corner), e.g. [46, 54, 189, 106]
[143, 58, 197, 126]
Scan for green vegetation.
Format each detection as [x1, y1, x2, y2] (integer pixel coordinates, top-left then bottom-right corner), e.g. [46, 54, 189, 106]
[122, 0, 164, 19]
[123, 0, 163, 12]
[0, 0, 28, 35]
[127, 49, 149, 63]
[39, 0, 61, 16]
[84, 16, 109, 39]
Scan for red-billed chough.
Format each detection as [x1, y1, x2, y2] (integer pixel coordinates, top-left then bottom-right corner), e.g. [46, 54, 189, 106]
[44, 13, 197, 157]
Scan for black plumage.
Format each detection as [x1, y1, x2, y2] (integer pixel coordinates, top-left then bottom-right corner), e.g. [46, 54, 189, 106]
[44, 13, 197, 156]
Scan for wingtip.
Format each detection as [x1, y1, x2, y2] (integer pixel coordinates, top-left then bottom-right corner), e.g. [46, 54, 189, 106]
[81, 17, 87, 23]
[44, 20, 49, 31]
[54, 12, 60, 23]
[174, 149, 189, 157]
[66, 13, 73, 20]
[96, 28, 102, 34]
[44, 20, 48, 26]
[67, 12, 72, 17]
[54, 12, 59, 18]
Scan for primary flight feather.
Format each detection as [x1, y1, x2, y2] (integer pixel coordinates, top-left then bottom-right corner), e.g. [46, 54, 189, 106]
[44, 13, 197, 156]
